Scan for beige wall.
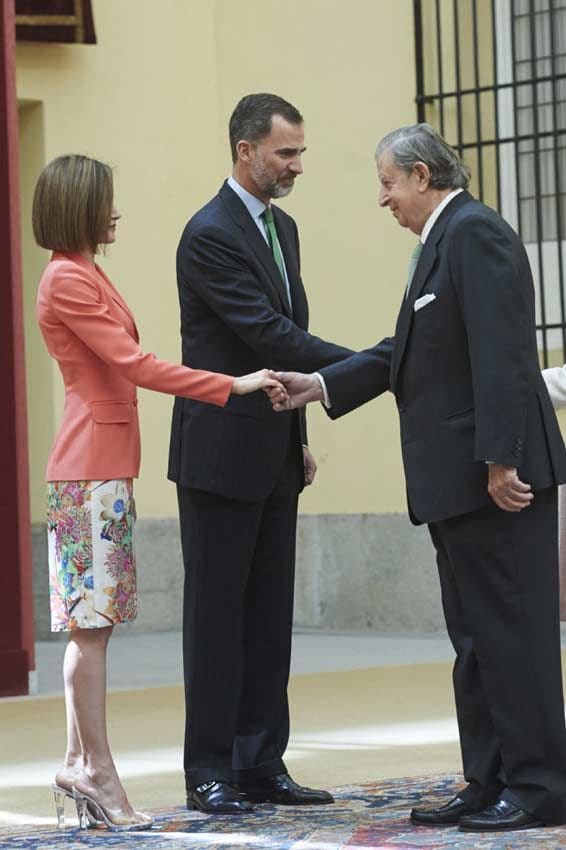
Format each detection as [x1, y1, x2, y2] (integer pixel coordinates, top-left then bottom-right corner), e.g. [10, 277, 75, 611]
[17, 0, 417, 523]
[18, 101, 55, 526]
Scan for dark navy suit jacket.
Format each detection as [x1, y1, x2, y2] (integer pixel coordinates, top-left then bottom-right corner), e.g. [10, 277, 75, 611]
[320, 191, 566, 523]
[168, 181, 352, 502]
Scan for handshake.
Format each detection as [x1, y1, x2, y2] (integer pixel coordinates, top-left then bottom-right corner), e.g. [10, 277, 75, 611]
[264, 371, 323, 411]
[231, 369, 324, 408]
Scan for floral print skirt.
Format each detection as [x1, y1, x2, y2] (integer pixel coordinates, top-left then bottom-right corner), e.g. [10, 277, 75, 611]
[47, 479, 137, 632]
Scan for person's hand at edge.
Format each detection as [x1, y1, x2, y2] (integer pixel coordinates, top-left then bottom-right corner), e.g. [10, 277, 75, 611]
[488, 464, 533, 512]
[303, 445, 317, 486]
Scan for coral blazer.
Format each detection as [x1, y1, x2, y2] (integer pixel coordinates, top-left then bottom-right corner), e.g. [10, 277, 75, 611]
[37, 252, 233, 481]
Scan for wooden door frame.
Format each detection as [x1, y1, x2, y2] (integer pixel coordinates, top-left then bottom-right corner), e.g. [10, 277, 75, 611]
[0, 0, 35, 697]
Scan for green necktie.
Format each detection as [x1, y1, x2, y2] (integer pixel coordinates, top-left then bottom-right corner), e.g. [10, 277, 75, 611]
[262, 206, 286, 282]
[405, 241, 423, 299]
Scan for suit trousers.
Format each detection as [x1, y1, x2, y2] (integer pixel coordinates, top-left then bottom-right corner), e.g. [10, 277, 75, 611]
[429, 485, 566, 824]
[177, 437, 303, 789]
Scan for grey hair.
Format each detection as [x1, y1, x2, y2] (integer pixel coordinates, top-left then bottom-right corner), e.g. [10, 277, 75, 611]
[376, 123, 470, 190]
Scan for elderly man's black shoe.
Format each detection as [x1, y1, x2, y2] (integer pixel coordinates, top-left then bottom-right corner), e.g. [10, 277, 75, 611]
[410, 795, 483, 825]
[459, 799, 542, 832]
[237, 773, 334, 805]
[186, 781, 254, 814]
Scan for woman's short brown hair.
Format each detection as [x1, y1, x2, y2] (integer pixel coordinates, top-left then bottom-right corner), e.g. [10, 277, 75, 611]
[32, 154, 113, 254]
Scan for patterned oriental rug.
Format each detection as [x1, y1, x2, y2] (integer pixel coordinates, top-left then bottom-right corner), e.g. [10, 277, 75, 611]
[2, 774, 566, 850]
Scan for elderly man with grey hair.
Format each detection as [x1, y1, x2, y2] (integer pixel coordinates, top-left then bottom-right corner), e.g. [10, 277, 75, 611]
[269, 123, 566, 832]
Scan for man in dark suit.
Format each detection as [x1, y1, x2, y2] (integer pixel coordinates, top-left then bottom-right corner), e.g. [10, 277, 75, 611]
[270, 124, 566, 832]
[168, 93, 352, 814]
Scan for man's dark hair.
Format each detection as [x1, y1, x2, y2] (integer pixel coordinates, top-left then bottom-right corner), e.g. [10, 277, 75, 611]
[229, 93, 303, 163]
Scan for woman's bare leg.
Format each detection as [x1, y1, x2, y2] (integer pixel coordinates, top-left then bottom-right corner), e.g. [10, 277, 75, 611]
[54, 644, 84, 792]
[58, 626, 149, 824]
[54, 715, 82, 790]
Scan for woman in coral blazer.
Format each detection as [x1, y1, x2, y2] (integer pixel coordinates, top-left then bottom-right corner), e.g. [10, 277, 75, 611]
[33, 154, 284, 832]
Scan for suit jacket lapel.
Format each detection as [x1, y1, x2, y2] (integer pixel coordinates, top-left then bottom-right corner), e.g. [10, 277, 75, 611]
[390, 190, 473, 392]
[219, 182, 292, 318]
[273, 207, 308, 327]
[243, 218, 293, 317]
[390, 239, 438, 391]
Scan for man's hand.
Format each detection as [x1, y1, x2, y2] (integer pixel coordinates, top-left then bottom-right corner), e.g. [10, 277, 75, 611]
[266, 372, 323, 411]
[302, 445, 317, 486]
[488, 464, 534, 512]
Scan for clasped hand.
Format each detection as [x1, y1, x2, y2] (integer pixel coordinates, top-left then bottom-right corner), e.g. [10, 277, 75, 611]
[232, 369, 288, 400]
[233, 369, 321, 408]
[265, 371, 323, 410]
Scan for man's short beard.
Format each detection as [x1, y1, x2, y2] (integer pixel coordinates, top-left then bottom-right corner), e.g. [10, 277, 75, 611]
[250, 158, 295, 199]
[270, 182, 294, 198]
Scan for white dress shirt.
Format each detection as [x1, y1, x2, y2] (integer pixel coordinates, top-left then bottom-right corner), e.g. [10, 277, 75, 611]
[420, 189, 462, 244]
[543, 366, 566, 409]
[227, 175, 292, 308]
[316, 189, 463, 407]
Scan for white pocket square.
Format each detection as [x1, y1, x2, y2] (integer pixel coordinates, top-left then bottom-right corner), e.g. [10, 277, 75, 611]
[414, 293, 436, 312]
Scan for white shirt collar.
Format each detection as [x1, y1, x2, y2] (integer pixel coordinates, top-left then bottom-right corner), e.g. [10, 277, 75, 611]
[420, 188, 463, 244]
[227, 175, 267, 225]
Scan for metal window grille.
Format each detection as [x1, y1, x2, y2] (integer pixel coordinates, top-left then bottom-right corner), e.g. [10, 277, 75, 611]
[414, 0, 566, 365]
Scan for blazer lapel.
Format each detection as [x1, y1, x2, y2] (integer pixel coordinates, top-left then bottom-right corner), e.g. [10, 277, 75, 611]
[390, 190, 474, 391]
[273, 207, 308, 327]
[219, 182, 292, 317]
[243, 218, 293, 317]
[52, 252, 140, 341]
[390, 239, 438, 391]
[95, 264, 140, 341]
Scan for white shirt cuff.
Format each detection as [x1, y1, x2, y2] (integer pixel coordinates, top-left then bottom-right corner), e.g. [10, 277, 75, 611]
[315, 372, 331, 408]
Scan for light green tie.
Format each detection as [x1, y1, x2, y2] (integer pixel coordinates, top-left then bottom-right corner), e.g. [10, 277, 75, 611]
[405, 241, 423, 299]
[262, 206, 286, 282]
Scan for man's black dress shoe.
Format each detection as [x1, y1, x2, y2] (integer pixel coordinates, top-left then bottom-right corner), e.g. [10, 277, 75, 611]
[459, 799, 543, 832]
[410, 795, 483, 825]
[186, 781, 254, 814]
[237, 773, 334, 805]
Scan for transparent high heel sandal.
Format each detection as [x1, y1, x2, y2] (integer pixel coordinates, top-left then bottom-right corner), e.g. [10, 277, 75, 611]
[73, 787, 153, 832]
[51, 784, 99, 829]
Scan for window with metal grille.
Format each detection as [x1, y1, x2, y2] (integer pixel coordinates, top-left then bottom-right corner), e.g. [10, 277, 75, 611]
[414, 0, 566, 364]
[513, 0, 566, 242]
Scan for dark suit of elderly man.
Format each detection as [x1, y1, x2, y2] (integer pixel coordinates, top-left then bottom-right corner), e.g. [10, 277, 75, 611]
[270, 124, 566, 833]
